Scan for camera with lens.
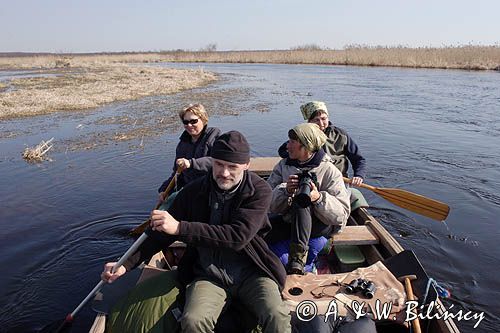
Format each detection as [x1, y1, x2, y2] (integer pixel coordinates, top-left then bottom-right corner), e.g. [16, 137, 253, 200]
[345, 278, 376, 299]
[293, 169, 318, 208]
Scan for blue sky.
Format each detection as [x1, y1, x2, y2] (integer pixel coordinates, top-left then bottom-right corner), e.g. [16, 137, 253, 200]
[1, 0, 499, 52]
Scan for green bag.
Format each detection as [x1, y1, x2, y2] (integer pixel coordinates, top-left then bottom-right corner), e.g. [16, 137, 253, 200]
[107, 270, 182, 333]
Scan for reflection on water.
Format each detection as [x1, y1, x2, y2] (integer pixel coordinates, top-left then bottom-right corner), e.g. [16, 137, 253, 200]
[1, 63, 499, 332]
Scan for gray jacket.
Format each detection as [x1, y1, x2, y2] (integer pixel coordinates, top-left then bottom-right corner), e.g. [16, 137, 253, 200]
[267, 154, 350, 229]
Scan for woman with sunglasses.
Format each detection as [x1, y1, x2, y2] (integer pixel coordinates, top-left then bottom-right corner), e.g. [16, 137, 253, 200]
[158, 104, 220, 201]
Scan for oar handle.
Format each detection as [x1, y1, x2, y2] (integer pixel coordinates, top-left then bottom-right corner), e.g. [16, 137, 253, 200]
[343, 177, 376, 191]
[68, 280, 105, 321]
[402, 277, 422, 333]
[130, 166, 184, 236]
[69, 232, 149, 318]
[154, 166, 183, 210]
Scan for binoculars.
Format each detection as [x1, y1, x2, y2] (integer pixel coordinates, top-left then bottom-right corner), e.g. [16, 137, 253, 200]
[345, 278, 376, 299]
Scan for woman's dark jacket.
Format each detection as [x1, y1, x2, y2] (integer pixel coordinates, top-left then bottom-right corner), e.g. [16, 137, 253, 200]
[158, 126, 220, 193]
[278, 123, 366, 179]
[125, 170, 287, 291]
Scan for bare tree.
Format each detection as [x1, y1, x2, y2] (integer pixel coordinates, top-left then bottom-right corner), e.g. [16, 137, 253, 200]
[199, 43, 217, 52]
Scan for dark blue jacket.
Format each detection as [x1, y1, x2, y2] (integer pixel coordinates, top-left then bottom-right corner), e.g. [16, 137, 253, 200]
[159, 126, 220, 193]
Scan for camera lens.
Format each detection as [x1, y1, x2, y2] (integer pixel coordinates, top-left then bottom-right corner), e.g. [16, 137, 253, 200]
[294, 191, 311, 208]
[293, 171, 314, 208]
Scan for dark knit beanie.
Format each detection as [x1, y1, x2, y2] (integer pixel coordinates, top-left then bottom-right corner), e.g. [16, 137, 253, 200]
[211, 131, 250, 164]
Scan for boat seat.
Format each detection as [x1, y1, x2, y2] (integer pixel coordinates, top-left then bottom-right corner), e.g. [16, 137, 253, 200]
[331, 225, 379, 245]
[250, 157, 281, 176]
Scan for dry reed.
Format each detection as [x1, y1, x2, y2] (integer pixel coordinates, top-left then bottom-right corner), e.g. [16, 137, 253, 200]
[165, 46, 500, 70]
[2, 45, 498, 70]
[22, 137, 54, 162]
[0, 61, 216, 119]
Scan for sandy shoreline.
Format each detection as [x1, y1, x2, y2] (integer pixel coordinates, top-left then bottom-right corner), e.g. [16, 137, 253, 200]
[0, 60, 216, 120]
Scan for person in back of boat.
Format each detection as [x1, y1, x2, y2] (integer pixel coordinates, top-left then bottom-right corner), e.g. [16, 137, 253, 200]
[267, 123, 350, 275]
[278, 101, 366, 187]
[158, 103, 221, 202]
[102, 131, 291, 333]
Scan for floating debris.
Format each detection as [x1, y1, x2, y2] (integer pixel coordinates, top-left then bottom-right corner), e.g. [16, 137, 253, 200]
[122, 151, 136, 156]
[447, 234, 480, 246]
[22, 138, 54, 163]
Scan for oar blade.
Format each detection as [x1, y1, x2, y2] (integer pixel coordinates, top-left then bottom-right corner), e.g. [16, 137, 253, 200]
[129, 218, 150, 236]
[373, 187, 450, 221]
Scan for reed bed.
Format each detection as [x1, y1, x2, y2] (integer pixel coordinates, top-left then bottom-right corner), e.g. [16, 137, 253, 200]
[0, 62, 216, 119]
[164, 46, 500, 70]
[0, 54, 167, 69]
[2, 46, 498, 70]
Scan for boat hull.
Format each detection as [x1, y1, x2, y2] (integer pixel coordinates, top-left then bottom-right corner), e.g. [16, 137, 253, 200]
[89, 157, 459, 333]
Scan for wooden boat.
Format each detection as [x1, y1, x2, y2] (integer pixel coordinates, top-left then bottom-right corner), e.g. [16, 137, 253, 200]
[89, 157, 460, 333]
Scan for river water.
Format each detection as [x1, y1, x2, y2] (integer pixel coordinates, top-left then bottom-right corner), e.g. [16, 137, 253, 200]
[0, 63, 499, 332]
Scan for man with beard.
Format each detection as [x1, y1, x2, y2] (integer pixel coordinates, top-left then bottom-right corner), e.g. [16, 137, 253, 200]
[101, 131, 291, 333]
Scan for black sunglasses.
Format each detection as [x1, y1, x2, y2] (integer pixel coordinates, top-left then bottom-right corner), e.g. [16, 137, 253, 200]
[182, 118, 199, 125]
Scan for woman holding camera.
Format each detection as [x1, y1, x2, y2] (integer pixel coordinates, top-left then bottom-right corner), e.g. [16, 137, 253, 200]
[267, 123, 350, 275]
[158, 104, 220, 201]
[278, 101, 366, 186]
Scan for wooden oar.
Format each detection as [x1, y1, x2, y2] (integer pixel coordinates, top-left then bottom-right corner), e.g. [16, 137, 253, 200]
[344, 177, 450, 221]
[40, 233, 149, 333]
[129, 166, 183, 236]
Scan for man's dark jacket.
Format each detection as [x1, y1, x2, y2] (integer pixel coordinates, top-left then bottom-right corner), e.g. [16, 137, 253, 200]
[124, 170, 287, 290]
